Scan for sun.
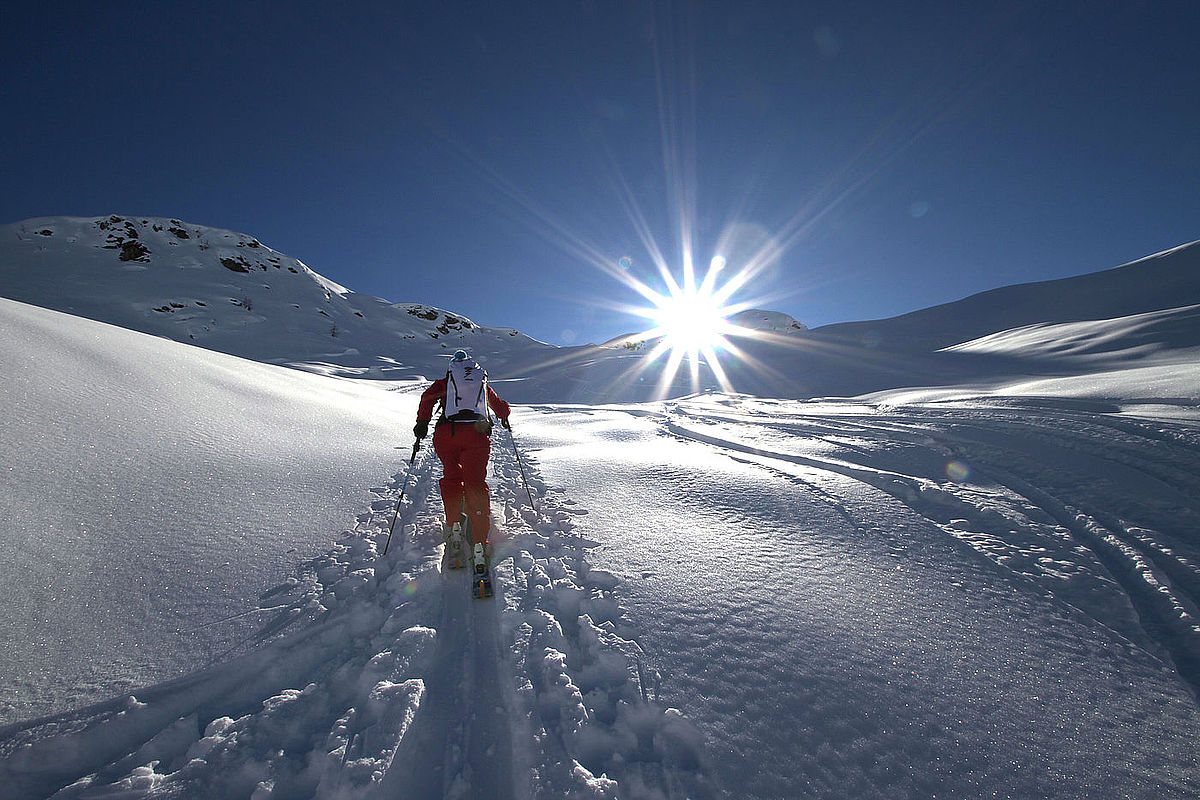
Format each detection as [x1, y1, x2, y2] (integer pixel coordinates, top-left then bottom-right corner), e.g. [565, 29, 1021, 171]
[616, 254, 764, 396]
[629, 254, 740, 360]
[649, 281, 734, 357]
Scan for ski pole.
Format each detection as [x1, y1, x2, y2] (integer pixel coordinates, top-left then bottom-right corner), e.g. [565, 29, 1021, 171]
[382, 439, 422, 556]
[508, 427, 537, 512]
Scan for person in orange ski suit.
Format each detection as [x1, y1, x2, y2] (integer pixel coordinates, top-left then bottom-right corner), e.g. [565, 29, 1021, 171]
[413, 350, 511, 547]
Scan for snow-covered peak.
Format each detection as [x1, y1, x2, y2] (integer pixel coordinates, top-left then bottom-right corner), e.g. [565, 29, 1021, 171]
[0, 215, 544, 378]
[12, 213, 345, 288]
[4, 214, 1199, 403]
[729, 308, 808, 333]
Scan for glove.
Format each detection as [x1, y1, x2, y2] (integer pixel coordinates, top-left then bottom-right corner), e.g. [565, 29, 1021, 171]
[501, 418, 511, 430]
[413, 420, 429, 439]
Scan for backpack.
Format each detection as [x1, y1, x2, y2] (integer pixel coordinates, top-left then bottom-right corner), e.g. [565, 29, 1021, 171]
[444, 359, 489, 420]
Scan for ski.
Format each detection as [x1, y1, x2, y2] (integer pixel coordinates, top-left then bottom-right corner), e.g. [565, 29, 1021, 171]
[444, 515, 492, 596]
[443, 519, 467, 570]
[470, 541, 494, 599]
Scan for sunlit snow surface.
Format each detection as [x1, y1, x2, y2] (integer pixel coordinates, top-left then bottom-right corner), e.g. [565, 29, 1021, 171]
[3, 300, 1200, 798]
[525, 398, 1200, 797]
[0, 299, 411, 722]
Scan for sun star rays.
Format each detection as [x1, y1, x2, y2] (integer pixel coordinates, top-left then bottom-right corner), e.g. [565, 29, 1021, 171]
[609, 252, 771, 398]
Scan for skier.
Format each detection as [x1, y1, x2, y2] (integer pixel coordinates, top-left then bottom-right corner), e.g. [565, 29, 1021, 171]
[413, 350, 511, 574]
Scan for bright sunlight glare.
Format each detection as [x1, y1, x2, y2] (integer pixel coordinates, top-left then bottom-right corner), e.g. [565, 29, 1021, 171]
[651, 285, 732, 355]
[633, 254, 741, 359]
[618, 253, 770, 397]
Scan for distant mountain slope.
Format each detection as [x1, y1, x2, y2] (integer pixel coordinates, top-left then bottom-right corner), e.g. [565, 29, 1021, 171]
[0, 215, 795, 401]
[730, 308, 808, 333]
[3, 215, 1198, 402]
[0, 215, 544, 379]
[944, 303, 1200, 361]
[810, 240, 1200, 352]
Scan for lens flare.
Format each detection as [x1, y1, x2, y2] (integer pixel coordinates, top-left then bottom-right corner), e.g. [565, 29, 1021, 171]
[946, 461, 971, 482]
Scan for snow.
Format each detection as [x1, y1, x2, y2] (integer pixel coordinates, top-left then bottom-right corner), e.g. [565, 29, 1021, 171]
[727, 309, 807, 333]
[3, 216, 1200, 798]
[524, 400, 1200, 797]
[0, 215, 550, 381]
[0, 297, 411, 725]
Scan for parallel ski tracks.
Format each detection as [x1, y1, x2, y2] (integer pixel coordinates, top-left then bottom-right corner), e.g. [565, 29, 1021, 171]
[662, 401, 1200, 705]
[980, 464, 1200, 699]
[373, 442, 525, 800]
[382, 550, 518, 800]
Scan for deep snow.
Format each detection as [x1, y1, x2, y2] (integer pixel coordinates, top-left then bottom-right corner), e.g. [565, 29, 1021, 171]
[0, 298, 410, 723]
[3, 217, 1200, 798]
[523, 397, 1200, 797]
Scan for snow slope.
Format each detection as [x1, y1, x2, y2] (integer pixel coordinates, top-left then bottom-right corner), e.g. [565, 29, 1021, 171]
[524, 394, 1200, 798]
[0, 215, 543, 379]
[0, 298, 712, 800]
[810, 239, 1200, 352]
[0, 297, 410, 723]
[4, 337, 1199, 796]
[9, 215, 1197, 404]
[3, 218, 1200, 797]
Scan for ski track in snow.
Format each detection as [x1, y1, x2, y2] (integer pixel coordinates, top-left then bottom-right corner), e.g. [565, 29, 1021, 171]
[659, 399, 1200, 695]
[522, 396, 1200, 799]
[4, 395, 1200, 798]
[661, 397, 1200, 690]
[0, 422, 713, 800]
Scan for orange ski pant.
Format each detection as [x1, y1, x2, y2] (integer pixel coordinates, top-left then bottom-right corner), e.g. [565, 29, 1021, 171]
[432, 421, 492, 545]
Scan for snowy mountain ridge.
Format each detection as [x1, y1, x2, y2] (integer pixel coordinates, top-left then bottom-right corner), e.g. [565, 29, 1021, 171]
[0, 215, 543, 380]
[810, 237, 1200, 352]
[5, 214, 1200, 403]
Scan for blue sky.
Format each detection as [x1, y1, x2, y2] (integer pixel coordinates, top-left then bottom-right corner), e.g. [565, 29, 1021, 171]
[3, 1, 1199, 346]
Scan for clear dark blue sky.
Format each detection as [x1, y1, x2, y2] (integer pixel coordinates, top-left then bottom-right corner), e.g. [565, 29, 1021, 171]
[3, 1, 1198, 345]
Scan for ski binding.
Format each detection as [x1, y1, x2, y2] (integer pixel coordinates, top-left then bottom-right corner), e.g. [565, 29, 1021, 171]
[443, 519, 467, 570]
[471, 541, 494, 599]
